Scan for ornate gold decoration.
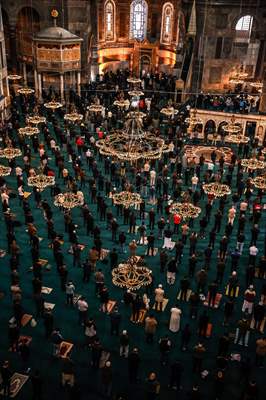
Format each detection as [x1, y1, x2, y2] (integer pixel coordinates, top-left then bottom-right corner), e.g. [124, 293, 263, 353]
[161, 107, 178, 117]
[249, 81, 263, 89]
[251, 175, 266, 190]
[51, 9, 59, 18]
[44, 101, 63, 110]
[113, 99, 130, 108]
[128, 90, 144, 97]
[64, 113, 83, 122]
[185, 109, 203, 126]
[225, 134, 249, 144]
[112, 256, 152, 291]
[18, 126, 39, 137]
[96, 113, 169, 161]
[112, 191, 142, 208]
[127, 77, 142, 85]
[17, 87, 35, 95]
[223, 116, 242, 134]
[87, 104, 104, 113]
[54, 192, 84, 209]
[0, 165, 11, 176]
[28, 173, 55, 191]
[126, 111, 146, 120]
[0, 147, 22, 160]
[169, 202, 201, 219]
[203, 182, 231, 197]
[7, 74, 22, 81]
[27, 115, 46, 125]
[241, 158, 265, 170]
[184, 145, 232, 164]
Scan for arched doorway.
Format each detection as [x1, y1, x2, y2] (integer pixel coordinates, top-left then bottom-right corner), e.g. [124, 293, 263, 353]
[204, 120, 216, 134]
[140, 55, 151, 75]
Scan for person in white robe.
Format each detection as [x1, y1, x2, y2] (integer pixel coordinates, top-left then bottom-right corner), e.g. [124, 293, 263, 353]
[169, 306, 182, 333]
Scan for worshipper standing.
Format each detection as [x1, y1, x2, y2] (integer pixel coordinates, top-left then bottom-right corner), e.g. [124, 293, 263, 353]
[154, 284, 164, 311]
[169, 305, 182, 333]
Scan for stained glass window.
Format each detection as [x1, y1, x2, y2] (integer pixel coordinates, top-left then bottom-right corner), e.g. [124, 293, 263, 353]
[161, 3, 174, 44]
[130, 0, 148, 41]
[105, 0, 115, 41]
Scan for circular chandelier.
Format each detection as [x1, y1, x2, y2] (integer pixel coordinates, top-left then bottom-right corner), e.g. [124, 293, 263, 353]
[0, 165, 11, 176]
[203, 182, 231, 197]
[112, 191, 142, 208]
[44, 100, 63, 110]
[112, 256, 152, 291]
[128, 90, 144, 97]
[241, 158, 265, 170]
[229, 77, 245, 85]
[169, 202, 201, 219]
[127, 77, 141, 85]
[17, 87, 35, 95]
[249, 81, 263, 89]
[225, 134, 249, 144]
[0, 147, 22, 160]
[223, 117, 242, 134]
[64, 112, 83, 122]
[113, 99, 130, 108]
[28, 173, 55, 191]
[18, 126, 39, 137]
[126, 111, 146, 120]
[54, 192, 84, 209]
[185, 109, 203, 126]
[161, 107, 178, 117]
[27, 115, 46, 125]
[96, 114, 168, 161]
[251, 175, 266, 190]
[8, 74, 22, 81]
[87, 104, 104, 113]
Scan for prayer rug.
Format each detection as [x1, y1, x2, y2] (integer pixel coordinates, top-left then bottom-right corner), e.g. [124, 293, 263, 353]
[130, 308, 147, 324]
[177, 289, 192, 302]
[0, 373, 29, 398]
[18, 336, 32, 346]
[203, 293, 222, 308]
[59, 342, 73, 358]
[206, 323, 213, 338]
[152, 298, 169, 312]
[225, 285, 239, 298]
[146, 248, 158, 256]
[0, 249, 6, 257]
[106, 300, 116, 313]
[21, 314, 32, 327]
[100, 248, 110, 260]
[41, 287, 53, 294]
[44, 302, 55, 310]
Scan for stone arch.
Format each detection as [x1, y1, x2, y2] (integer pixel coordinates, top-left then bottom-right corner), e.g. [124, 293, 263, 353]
[204, 119, 216, 133]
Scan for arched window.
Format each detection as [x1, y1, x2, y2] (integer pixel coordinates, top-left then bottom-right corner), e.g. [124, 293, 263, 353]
[235, 15, 253, 40]
[161, 3, 174, 44]
[236, 15, 253, 31]
[130, 0, 148, 41]
[105, 0, 115, 41]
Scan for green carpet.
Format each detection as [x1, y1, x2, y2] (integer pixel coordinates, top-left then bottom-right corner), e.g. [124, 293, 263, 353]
[0, 108, 265, 400]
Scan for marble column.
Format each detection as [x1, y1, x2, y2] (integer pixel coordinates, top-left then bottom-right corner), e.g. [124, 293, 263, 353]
[34, 70, 38, 94]
[38, 73, 42, 99]
[23, 63, 27, 86]
[5, 77, 10, 98]
[77, 71, 81, 96]
[60, 73, 64, 102]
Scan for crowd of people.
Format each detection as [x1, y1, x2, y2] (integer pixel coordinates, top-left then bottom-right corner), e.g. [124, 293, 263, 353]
[0, 69, 266, 400]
